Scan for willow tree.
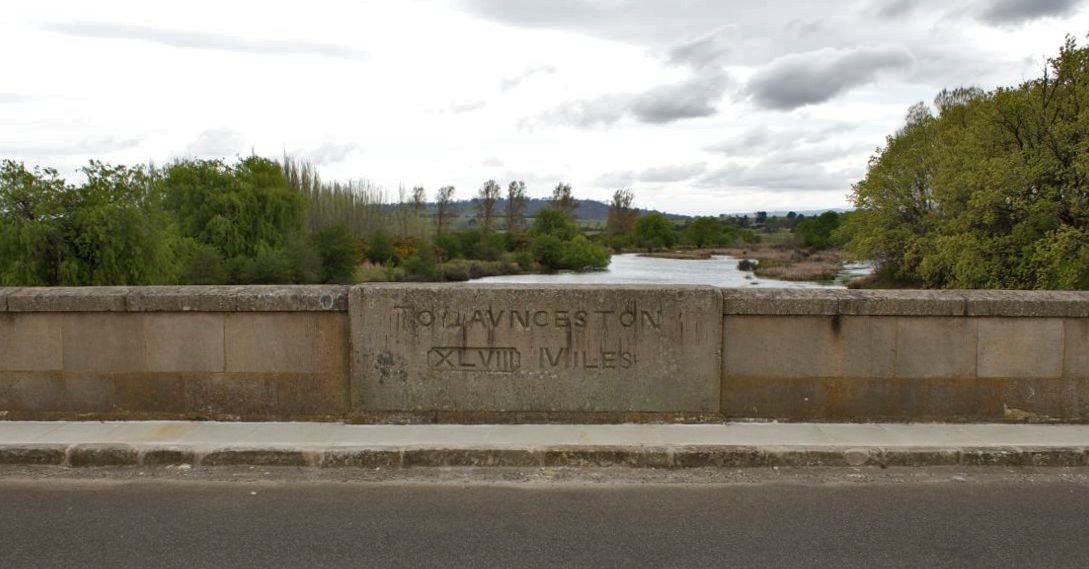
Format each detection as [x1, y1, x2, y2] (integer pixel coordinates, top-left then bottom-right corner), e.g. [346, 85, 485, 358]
[551, 183, 578, 218]
[476, 179, 501, 232]
[435, 185, 456, 235]
[506, 180, 527, 231]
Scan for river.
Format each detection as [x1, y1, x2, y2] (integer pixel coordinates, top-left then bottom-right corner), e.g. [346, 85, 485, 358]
[473, 253, 872, 288]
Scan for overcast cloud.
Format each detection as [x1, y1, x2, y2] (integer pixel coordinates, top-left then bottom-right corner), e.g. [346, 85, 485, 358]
[1, 0, 1086, 214]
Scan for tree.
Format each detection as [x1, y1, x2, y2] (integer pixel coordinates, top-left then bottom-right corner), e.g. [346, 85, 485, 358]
[311, 225, 360, 283]
[163, 157, 305, 260]
[0, 160, 180, 286]
[551, 183, 578, 218]
[476, 179, 501, 232]
[634, 213, 676, 250]
[435, 186, 455, 235]
[686, 216, 725, 248]
[793, 211, 841, 249]
[411, 186, 426, 215]
[531, 208, 578, 241]
[0, 160, 67, 285]
[59, 161, 180, 285]
[605, 189, 637, 239]
[843, 36, 1089, 289]
[505, 180, 527, 231]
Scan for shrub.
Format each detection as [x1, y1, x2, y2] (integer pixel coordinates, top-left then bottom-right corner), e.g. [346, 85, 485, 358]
[312, 225, 360, 283]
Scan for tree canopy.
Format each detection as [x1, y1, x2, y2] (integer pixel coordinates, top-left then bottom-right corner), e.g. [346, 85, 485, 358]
[843, 37, 1089, 289]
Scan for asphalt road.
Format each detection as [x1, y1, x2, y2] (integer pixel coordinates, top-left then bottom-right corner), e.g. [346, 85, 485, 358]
[2, 469, 1089, 568]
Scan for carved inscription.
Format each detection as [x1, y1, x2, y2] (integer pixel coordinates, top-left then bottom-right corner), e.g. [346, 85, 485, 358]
[401, 304, 661, 375]
[428, 347, 521, 372]
[394, 306, 662, 330]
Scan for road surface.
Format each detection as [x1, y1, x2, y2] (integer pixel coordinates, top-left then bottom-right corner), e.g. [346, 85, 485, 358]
[2, 467, 1088, 568]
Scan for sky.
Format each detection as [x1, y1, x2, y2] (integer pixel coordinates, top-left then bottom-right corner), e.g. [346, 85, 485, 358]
[2, 0, 1087, 215]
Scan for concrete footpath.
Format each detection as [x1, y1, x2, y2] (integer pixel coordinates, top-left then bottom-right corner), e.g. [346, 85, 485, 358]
[2, 421, 1089, 468]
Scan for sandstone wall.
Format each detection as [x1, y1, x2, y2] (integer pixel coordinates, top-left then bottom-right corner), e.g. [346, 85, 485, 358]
[0, 285, 1086, 423]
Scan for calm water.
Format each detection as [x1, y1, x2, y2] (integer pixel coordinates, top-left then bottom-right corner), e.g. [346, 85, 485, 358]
[473, 253, 872, 288]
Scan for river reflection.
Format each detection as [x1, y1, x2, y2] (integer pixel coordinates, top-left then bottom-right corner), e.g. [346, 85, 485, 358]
[471, 253, 872, 288]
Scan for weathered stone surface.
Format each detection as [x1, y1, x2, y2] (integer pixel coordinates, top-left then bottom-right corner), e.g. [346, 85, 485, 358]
[3, 285, 348, 313]
[966, 290, 1089, 318]
[200, 448, 314, 466]
[977, 318, 1064, 378]
[231, 285, 348, 312]
[7, 287, 129, 312]
[722, 289, 846, 315]
[0, 314, 63, 371]
[1065, 319, 1089, 379]
[62, 313, 146, 371]
[68, 444, 139, 467]
[722, 315, 896, 379]
[894, 317, 978, 378]
[724, 288, 1089, 317]
[0, 445, 66, 465]
[145, 313, 225, 372]
[839, 290, 966, 316]
[351, 284, 722, 413]
[127, 286, 240, 312]
[224, 313, 319, 373]
[140, 447, 197, 466]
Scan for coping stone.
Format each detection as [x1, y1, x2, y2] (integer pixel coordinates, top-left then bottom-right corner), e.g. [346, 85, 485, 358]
[723, 288, 1089, 318]
[3, 285, 349, 312]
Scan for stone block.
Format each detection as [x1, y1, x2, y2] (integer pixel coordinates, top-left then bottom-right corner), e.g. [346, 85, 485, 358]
[7, 287, 129, 312]
[977, 318, 1063, 378]
[0, 314, 63, 371]
[63, 313, 146, 371]
[966, 290, 1089, 318]
[0, 376, 66, 412]
[224, 313, 321, 373]
[144, 313, 225, 372]
[201, 448, 313, 466]
[351, 284, 723, 413]
[839, 290, 966, 316]
[112, 374, 187, 414]
[68, 444, 139, 467]
[722, 315, 895, 379]
[895, 318, 978, 378]
[1065, 319, 1089, 379]
[231, 285, 348, 312]
[722, 289, 846, 315]
[724, 316, 839, 378]
[183, 375, 276, 417]
[127, 286, 240, 312]
[63, 376, 115, 411]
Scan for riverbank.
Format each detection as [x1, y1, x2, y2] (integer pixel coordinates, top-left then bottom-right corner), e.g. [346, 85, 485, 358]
[638, 246, 852, 283]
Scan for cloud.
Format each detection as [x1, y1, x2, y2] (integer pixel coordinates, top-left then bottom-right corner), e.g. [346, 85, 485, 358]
[975, 0, 1082, 24]
[874, 0, 919, 19]
[699, 161, 860, 193]
[185, 128, 247, 157]
[630, 72, 730, 123]
[43, 21, 365, 59]
[535, 71, 730, 127]
[745, 45, 915, 110]
[308, 141, 360, 165]
[501, 65, 557, 90]
[705, 123, 857, 156]
[449, 100, 486, 114]
[593, 162, 706, 187]
[0, 93, 35, 104]
[482, 157, 504, 167]
[638, 162, 707, 182]
[668, 26, 735, 69]
[1, 136, 142, 160]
